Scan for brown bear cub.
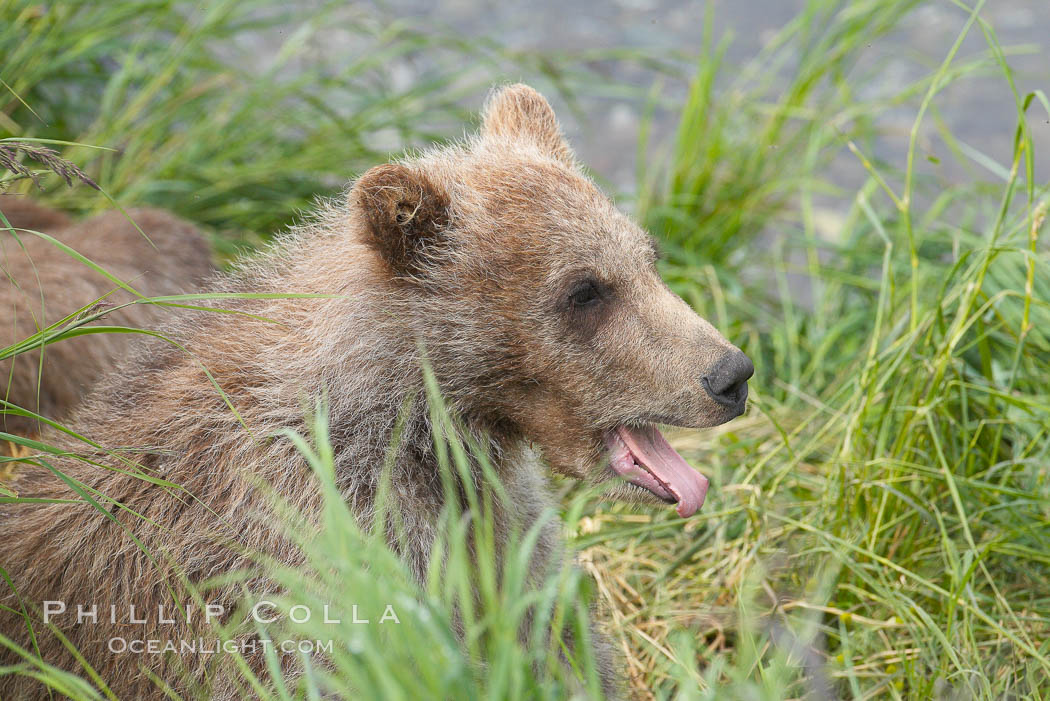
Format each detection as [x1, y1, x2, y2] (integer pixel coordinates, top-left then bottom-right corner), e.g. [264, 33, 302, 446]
[0, 85, 751, 698]
[0, 197, 214, 439]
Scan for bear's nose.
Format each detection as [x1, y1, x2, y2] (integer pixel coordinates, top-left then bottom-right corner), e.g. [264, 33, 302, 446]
[702, 349, 754, 409]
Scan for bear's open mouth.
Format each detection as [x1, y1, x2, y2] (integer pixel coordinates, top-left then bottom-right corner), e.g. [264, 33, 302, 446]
[604, 424, 709, 518]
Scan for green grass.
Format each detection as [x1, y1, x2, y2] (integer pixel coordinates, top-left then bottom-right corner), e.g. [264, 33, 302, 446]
[2, 0, 1049, 698]
[213, 391, 611, 700]
[615, 1, 1050, 697]
[1, 0, 511, 255]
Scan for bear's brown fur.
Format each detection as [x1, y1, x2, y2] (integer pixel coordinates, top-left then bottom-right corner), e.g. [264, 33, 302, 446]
[0, 85, 750, 699]
[0, 198, 214, 438]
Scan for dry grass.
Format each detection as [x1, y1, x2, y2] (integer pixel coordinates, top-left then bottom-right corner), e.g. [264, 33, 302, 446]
[0, 140, 99, 191]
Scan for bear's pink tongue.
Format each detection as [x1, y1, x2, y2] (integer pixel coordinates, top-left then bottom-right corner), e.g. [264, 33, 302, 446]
[606, 425, 709, 518]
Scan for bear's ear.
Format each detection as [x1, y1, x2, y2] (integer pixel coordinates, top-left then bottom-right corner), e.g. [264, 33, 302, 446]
[481, 83, 574, 165]
[351, 164, 451, 280]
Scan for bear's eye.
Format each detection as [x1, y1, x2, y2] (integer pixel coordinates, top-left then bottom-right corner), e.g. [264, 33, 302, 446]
[569, 280, 601, 308]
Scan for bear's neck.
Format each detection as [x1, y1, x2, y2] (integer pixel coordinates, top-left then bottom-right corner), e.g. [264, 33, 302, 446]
[172, 223, 531, 523]
[236, 307, 513, 505]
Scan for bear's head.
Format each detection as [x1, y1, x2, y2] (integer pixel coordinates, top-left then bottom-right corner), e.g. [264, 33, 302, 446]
[350, 84, 752, 517]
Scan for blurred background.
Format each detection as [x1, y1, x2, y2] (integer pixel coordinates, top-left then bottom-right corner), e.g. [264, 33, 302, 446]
[2, 1, 1049, 698]
[368, 0, 1050, 191]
